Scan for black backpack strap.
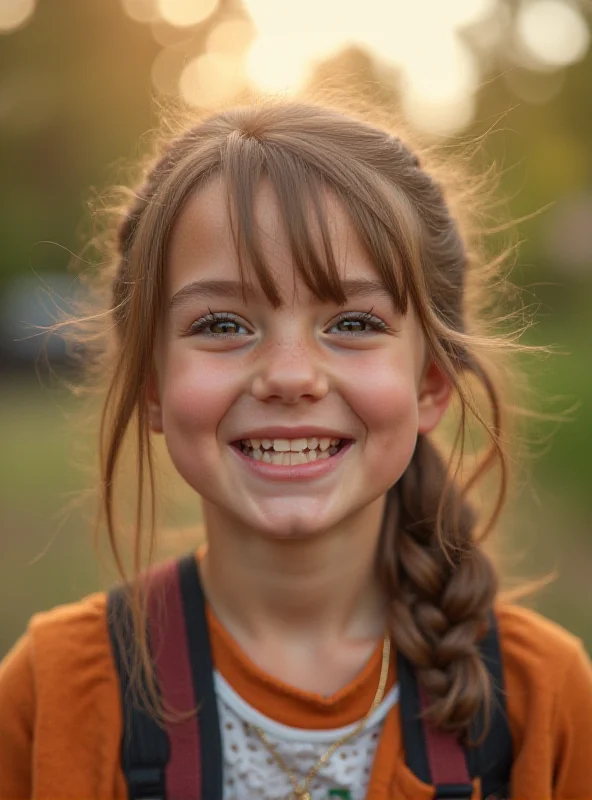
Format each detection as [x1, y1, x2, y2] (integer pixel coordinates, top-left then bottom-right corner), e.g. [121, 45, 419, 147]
[177, 553, 223, 800]
[467, 610, 513, 798]
[107, 584, 169, 800]
[398, 609, 513, 799]
[397, 643, 432, 785]
[107, 554, 223, 800]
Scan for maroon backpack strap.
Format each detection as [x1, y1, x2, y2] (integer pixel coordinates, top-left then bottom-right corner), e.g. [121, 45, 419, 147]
[397, 611, 512, 800]
[109, 555, 222, 800]
[418, 686, 473, 799]
[397, 645, 474, 800]
[146, 558, 202, 799]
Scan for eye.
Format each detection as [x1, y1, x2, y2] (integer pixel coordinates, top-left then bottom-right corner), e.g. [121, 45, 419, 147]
[326, 311, 391, 335]
[188, 312, 250, 337]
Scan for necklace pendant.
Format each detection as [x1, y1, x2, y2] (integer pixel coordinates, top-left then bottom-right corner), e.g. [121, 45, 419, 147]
[294, 792, 311, 800]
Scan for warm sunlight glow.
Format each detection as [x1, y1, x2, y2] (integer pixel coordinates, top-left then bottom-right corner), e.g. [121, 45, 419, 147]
[151, 46, 185, 95]
[516, 0, 590, 68]
[0, 0, 36, 33]
[121, 0, 159, 23]
[243, 0, 344, 91]
[246, 35, 312, 93]
[469, 2, 512, 52]
[441, 0, 498, 28]
[402, 33, 477, 105]
[401, 33, 477, 136]
[157, 0, 218, 28]
[179, 52, 244, 106]
[242, 0, 497, 134]
[145, 0, 589, 135]
[206, 18, 254, 54]
[403, 92, 476, 138]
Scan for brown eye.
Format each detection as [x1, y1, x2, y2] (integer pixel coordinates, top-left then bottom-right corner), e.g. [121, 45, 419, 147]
[327, 312, 389, 335]
[209, 320, 240, 335]
[336, 318, 369, 333]
[188, 313, 250, 337]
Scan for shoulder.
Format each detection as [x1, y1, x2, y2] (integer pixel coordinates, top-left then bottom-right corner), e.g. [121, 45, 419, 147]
[494, 601, 592, 747]
[495, 601, 587, 668]
[1, 590, 110, 684]
[494, 600, 590, 686]
[0, 592, 118, 797]
[0, 633, 35, 797]
[1, 591, 116, 717]
[25, 591, 117, 695]
[493, 604, 592, 796]
[27, 590, 109, 650]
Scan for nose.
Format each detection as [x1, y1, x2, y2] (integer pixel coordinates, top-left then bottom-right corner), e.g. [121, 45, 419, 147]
[250, 335, 329, 405]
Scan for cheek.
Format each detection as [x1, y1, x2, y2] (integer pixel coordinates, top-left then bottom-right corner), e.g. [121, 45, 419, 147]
[342, 355, 419, 442]
[160, 351, 239, 440]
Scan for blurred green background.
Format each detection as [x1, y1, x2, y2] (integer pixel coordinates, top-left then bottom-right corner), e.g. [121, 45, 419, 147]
[1, 0, 591, 659]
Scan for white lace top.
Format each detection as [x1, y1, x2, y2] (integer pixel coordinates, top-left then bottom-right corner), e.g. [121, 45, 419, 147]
[215, 671, 400, 800]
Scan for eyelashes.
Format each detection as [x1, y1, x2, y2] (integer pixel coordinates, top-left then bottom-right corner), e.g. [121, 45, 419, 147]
[187, 310, 396, 338]
[188, 312, 249, 337]
[327, 311, 393, 335]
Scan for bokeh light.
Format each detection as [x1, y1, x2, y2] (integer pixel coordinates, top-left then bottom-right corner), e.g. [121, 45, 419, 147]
[121, 0, 159, 24]
[0, 0, 36, 33]
[400, 33, 478, 136]
[468, 3, 512, 54]
[151, 46, 187, 95]
[242, 0, 495, 134]
[150, 19, 192, 46]
[440, 0, 498, 28]
[206, 18, 255, 55]
[136, 0, 592, 135]
[246, 35, 312, 93]
[179, 52, 245, 106]
[504, 64, 566, 104]
[516, 0, 590, 68]
[156, 0, 218, 28]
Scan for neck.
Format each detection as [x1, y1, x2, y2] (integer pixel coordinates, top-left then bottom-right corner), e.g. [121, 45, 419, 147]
[199, 496, 388, 647]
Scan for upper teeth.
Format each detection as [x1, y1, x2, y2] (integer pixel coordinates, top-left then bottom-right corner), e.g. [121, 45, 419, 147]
[241, 437, 340, 452]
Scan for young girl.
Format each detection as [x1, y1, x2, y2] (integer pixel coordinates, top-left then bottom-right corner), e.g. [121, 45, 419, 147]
[0, 101, 590, 800]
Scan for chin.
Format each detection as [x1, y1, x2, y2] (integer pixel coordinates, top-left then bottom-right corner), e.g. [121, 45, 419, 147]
[249, 512, 332, 541]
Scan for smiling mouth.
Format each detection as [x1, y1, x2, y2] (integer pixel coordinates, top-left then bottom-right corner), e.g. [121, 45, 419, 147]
[234, 436, 350, 465]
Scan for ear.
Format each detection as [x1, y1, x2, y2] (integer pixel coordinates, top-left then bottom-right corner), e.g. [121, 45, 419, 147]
[146, 368, 163, 434]
[417, 359, 452, 435]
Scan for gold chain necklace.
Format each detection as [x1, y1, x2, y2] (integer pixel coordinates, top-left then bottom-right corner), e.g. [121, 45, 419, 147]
[245, 632, 391, 800]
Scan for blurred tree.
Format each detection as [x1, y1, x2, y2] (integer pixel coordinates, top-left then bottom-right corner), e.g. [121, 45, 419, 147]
[0, 0, 159, 289]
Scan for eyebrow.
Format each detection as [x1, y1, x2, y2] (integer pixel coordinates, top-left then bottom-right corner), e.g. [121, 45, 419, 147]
[169, 279, 256, 309]
[168, 278, 394, 309]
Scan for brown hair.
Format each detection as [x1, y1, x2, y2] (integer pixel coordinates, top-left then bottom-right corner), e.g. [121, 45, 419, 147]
[66, 99, 549, 741]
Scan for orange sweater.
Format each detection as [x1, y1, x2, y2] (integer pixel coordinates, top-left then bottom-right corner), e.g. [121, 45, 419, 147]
[0, 572, 591, 799]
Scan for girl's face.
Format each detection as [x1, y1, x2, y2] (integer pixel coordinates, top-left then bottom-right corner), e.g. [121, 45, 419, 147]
[149, 177, 451, 540]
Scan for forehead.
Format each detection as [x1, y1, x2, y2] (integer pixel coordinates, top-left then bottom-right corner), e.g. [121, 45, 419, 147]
[166, 175, 378, 301]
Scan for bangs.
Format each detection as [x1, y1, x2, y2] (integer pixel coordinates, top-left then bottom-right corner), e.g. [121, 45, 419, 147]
[219, 131, 413, 314]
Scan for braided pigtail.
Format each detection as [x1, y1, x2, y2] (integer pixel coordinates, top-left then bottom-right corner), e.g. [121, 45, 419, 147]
[378, 434, 498, 741]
